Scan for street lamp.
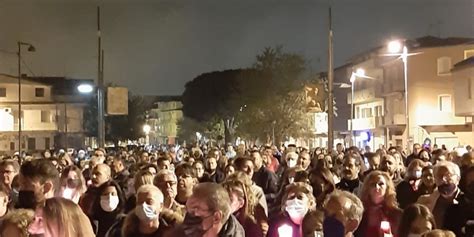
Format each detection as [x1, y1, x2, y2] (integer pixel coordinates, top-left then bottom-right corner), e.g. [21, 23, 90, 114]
[17, 41, 35, 156]
[386, 40, 421, 152]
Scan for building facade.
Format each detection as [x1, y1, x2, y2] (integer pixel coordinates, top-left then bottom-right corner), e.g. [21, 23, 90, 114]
[147, 99, 183, 145]
[0, 74, 89, 154]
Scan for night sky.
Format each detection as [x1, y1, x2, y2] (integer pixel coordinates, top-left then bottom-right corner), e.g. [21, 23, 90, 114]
[0, 0, 472, 95]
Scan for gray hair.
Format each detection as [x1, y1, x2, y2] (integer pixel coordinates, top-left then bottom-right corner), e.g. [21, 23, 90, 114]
[434, 161, 461, 178]
[136, 184, 164, 203]
[325, 189, 364, 223]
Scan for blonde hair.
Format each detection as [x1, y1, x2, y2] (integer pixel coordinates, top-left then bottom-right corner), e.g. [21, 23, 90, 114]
[43, 197, 95, 237]
[136, 184, 164, 204]
[134, 170, 154, 191]
[222, 171, 256, 219]
[421, 230, 456, 237]
[0, 209, 34, 237]
[360, 171, 399, 210]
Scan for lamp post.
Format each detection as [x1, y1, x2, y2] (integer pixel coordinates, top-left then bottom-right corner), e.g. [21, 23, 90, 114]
[77, 83, 94, 148]
[17, 41, 35, 155]
[143, 124, 151, 146]
[387, 40, 420, 152]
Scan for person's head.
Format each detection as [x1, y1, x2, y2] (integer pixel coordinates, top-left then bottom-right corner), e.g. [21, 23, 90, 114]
[59, 166, 87, 202]
[406, 159, 426, 181]
[193, 161, 205, 178]
[0, 186, 9, 217]
[33, 197, 95, 237]
[156, 157, 171, 171]
[94, 148, 106, 163]
[134, 185, 164, 224]
[0, 160, 20, 189]
[398, 204, 435, 237]
[133, 170, 155, 193]
[18, 159, 59, 209]
[323, 190, 364, 235]
[366, 152, 380, 170]
[420, 166, 435, 188]
[91, 163, 111, 188]
[361, 171, 398, 209]
[224, 164, 235, 178]
[250, 151, 263, 170]
[175, 163, 198, 196]
[341, 154, 361, 180]
[222, 171, 256, 218]
[433, 161, 460, 197]
[413, 143, 422, 155]
[421, 230, 456, 237]
[285, 151, 299, 168]
[183, 183, 232, 236]
[233, 157, 255, 178]
[96, 180, 125, 215]
[298, 151, 311, 170]
[140, 152, 150, 163]
[112, 156, 126, 174]
[380, 154, 398, 177]
[141, 164, 158, 176]
[153, 169, 178, 200]
[206, 157, 218, 173]
[336, 143, 344, 153]
[0, 209, 34, 237]
[281, 182, 316, 225]
[302, 210, 324, 237]
[309, 167, 335, 204]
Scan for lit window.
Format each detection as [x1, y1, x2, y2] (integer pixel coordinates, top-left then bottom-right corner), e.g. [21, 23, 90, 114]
[437, 57, 452, 75]
[439, 95, 452, 112]
[464, 49, 474, 59]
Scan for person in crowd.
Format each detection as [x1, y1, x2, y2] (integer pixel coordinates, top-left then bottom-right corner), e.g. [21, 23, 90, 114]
[297, 150, 311, 171]
[267, 182, 316, 237]
[431, 149, 446, 165]
[337, 153, 362, 193]
[192, 160, 206, 182]
[0, 208, 34, 237]
[112, 156, 130, 192]
[175, 163, 198, 205]
[156, 157, 172, 171]
[444, 165, 474, 236]
[418, 166, 436, 196]
[0, 185, 10, 223]
[419, 149, 432, 164]
[92, 180, 126, 237]
[0, 159, 19, 198]
[83, 156, 101, 184]
[205, 156, 225, 183]
[80, 163, 112, 217]
[222, 171, 263, 237]
[58, 165, 87, 204]
[323, 189, 364, 237]
[17, 159, 59, 209]
[95, 148, 107, 163]
[263, 146, 280, 173]
[28, 197, 95, 237]
[380, 154, 403, 186]
[224, 163, 236, 178]
[250, 150, 279, 205]
[153, 169, 185, 221]
[277, 151, 299, 178]
[396, 159, 426, 209]
[309, 166, 335, 208]
[172, 182, 245, 237]
[354, 171, 402, 237]
[406, 143, 423, 167]
[398, 204, 436, 237]
[421, 230, 456, 237]
[233, 157, 269, 217]
[125, 170, 155, 213]
[362, 152, 380, 178]
[226, 145, 237, 159]
[301, 209, 324, 237]
[142, 163, 158, 176]
[417, 161, 462, 228]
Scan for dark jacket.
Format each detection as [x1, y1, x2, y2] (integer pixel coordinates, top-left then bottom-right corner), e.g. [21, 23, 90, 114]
[209, 168, 225, 183]
[354, 205, 402, 237]
[396, 180, 421, 210]
[336, 178, 360, 193]
[253, 166, 279, 205]
[79, 185, 101, 217]
[444, 193, 474, 237]
[170, 214, 245, 237]
[113, 169, 130, 192]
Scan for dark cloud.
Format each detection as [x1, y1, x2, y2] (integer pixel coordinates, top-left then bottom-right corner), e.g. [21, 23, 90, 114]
[0, 0, 472, 95]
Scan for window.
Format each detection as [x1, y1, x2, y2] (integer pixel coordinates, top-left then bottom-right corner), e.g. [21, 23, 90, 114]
[10, 142, 15, 151]
[0, 88, 6, 97]
[27, 138, 36, 151]
[437, 57, 452, 75]
[35, 88, 45, 97]
[465, 49, 474, 59]
[41, 111, 51, 123]
[439, 95, 452, 112]
[45, 137, 50, 149]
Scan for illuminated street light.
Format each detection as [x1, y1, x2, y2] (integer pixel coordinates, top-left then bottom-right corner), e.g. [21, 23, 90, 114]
[143, 124, 151, 146]
[388, 41, 402, 54]
[77, 84, 94, 93]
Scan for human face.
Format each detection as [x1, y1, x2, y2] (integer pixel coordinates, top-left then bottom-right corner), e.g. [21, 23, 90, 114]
[19, 175, 45, 204]
[419, 151, 430, 162]
[186, 196, 217, 233]
[158, 160, 171, 170]
[102, 185, 118, 197]
[92, 165, 110, 187]
[413, 144, 422, 155]
[324, 155, 333, 169]
[156, 174, 177, 199]
[342, 158, 360, 180]
[325, 195, 351, 230]
[112, 160, 123, 174]
[251, 152, 263, 170]
[434, 166, 459, 187]
[298, 153, 311, 170]
[368, 155, 380, 170]
[177, 172, 195, 194]
[241, 160, 254, 178]
[381, 156, 397, 176]
[207, 158, 217, 171]
[194, 163, 204, 178]
[421, 168, 435, 187]
[0, 164, 17, 187]
[148, 167, 157, 176]
[229, 191, 244, 214]
[286, 191, 310, 208]
[369, 175, 387, 205]
[136, 191, 162, 214]
[225, 166, 235, 177]
[95, 150, 105, 160]
[409, 216, 433, 235]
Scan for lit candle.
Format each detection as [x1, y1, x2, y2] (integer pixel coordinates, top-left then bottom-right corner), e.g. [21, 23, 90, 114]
[278, 224, 293, 237]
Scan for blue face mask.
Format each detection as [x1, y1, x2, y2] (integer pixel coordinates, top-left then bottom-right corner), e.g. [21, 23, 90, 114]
[323, 216, 345, 237]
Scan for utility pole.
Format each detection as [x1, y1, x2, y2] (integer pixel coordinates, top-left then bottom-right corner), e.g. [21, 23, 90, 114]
[327, 7, 334, 152]
[97, 6, 105, 148]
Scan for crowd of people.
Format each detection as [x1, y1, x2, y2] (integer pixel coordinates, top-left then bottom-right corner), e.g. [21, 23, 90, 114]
[0, 142, 472, 237]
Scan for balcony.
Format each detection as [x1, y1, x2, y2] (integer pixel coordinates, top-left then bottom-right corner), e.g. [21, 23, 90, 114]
[348, 116, 384, 130]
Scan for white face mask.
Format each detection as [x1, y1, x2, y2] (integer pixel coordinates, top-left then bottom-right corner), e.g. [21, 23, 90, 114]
[100, 195, 120, 212]
[135, 203, 158, 222]
[287, 159, 297, 168]
[414, 170, 422, 179]
[285, 198, 308, 225]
